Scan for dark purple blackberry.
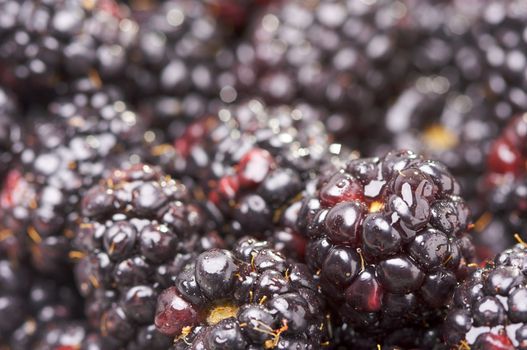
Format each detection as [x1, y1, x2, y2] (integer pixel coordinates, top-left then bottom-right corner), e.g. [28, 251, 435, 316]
[472, 1, 527, 116]
[125, 0, 236, 140]
[297, 149, 477, 333]
[367, 1, 499, 201]
[0, 0, 137, 95]
[443, 243, 527, 349]
[380, 75, 499, 200]
[73, 163, 223, 348]
[233, 0, 416, 143]
[0, 254, 88, 349]
[376, 1, 527, 203]
[0, 86, 22, 182]
[154, 237, 329, 349]
[0, 79, 150, 275]
[153, 99, 342, 259]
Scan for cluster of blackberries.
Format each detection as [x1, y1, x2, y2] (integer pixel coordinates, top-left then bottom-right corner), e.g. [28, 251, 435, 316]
[3, 0, 527, 349]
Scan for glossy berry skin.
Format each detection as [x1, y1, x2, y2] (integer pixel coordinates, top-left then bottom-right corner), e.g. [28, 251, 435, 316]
[73, 163, 222, 347]
[443, 244, 527, 349]
[154, 237, 328, 349]
[298, 149, 476, 333]
[155, 99, 340, 260]
[0, 0, 137, 95]
[0, 79, 149, 276]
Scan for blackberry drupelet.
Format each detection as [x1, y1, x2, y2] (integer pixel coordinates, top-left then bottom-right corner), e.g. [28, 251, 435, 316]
[234, 0, 415, 143]
[298, 149, 476, 333]
[0, 79, 149, 275]
[126, 0, 236, 140]
[443, 243, 527, 349]
[0, 0, 138, 95]
[73, 163, 223, 348]
[154, 237, 329, 349]
[153, 99, 341, 259]
[0, 85, 22, 181]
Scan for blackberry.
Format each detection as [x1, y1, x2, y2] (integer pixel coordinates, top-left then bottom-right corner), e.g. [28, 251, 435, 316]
[297, 149, 476, 333]
[382, 75, 499, 200]
[0, 0, 138, 95]
[472, 1, 527, 116]
[0, 79, 150, 275]
[0, 85, 22, 181]
[379, 1, 527, 202]
[153, 99, 341, 259]
[233, 0, 415, 143]
[126, 0, 236, 140]
[0, 255, 86, 349]
[154, 236, 329, 349]
[73, 163, 223, 347]
[443, 243, 527, 349]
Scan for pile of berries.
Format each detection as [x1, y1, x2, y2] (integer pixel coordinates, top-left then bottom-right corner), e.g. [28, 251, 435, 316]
[3, 0, 527, 349]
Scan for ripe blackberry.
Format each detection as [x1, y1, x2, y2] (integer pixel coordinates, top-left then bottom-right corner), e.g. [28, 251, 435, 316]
[382, 75, 499, 200]
[153, 99, 341, 259]
[154, 236, 329, 349]
[297, 149, 476, 333]
[0, 79, 149, 275]
[443, 243, 527, 349]
[379, 1, 527, 203]
[0, 0, 138, 94]
[73, 163, 223, 347]
[234, 0, 415, 142]
[126, 0, 236, 140]
[472, 1, 527, 116]
[0, 255, 86, 349]
[0, 86, 22, 181]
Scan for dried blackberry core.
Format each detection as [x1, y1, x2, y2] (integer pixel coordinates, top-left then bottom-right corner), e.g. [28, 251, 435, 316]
[443, 243, 527, 349]
[299, 149, 476, 332]
[73, 163, 221, 348]
[154, 237, 328, 349]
